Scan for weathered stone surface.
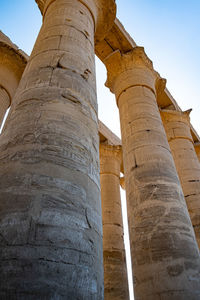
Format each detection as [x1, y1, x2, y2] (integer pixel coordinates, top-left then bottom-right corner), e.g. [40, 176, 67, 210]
[0, 31, 27, 128]
[35, 0, 116, 44]
[161, 109, 200, 248]
[0, 86, 10, 127]
[105, 47, 200, 300]
[100, 144, 129, 300]
[0, 0, 116, 299]
[96, 18, 200, 146]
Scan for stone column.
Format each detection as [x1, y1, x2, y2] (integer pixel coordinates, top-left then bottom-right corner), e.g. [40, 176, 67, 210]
[161, 109, 200, 248]
[0, 0, 116, 299]
[104, 47, 200, 300]
[0, 86, 10, 128]
[100, 144, 129, 300]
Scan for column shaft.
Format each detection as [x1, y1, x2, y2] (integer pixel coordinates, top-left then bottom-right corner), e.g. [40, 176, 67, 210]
[100, 144, 129, 300]
[161, 110, 200, 248]
[0, 0, 116, 298]
[0, 86, 10, 128]
[105, 48, 200, 300]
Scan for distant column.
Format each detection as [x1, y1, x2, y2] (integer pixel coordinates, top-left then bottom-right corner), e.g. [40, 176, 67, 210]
[104, 47, 200, 300]
[100, 144, 129, 300]
[161, 109, 200, 248]
[0, 86, 10, 128]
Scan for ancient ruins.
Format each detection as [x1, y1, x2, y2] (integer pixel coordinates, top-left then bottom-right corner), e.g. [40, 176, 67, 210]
[0, 0, 200, 299]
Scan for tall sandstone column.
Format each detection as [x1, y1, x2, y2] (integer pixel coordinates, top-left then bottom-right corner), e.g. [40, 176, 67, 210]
[161, 109, 200, 248]
[100, 144, 129, 300]
[0, 86, 10, 128]
[0, 0, 116, 299]
[105, 47, 200, 300]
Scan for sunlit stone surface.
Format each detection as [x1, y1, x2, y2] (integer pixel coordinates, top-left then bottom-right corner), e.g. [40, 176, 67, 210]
[161, 109, 200, 249]
[105, 47, 200, 300]
[100, 144, 129, 300]
[0, 0, 116, 298]
[0, 2, 200, 299]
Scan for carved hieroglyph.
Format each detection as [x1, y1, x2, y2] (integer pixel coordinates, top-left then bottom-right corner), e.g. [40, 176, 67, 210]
[100, 144, 129, 300]
[161, 109, 200, 248]
[0, 0, 116, 298]
[105, 47, 200, 300]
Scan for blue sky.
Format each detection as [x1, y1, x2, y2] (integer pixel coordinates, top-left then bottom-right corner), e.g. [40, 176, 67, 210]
[0, 1, 41, 53]
[116, 0, 200, 136]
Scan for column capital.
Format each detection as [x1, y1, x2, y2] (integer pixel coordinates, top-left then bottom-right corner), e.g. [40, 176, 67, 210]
[100, 144, 122, 177]
[100, 144, 122, 162]
[35, 0, 116, 43]
[104, 47, 166, 101]
[160, 109, 193, 142]
[0, 32, 27, 101]
[105, 47, 153, 90]
[160, 109, 192, 124]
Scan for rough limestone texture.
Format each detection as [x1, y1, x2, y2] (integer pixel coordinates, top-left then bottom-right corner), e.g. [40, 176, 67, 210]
[0, 31, 27, 128]
[161, 109, 200, 248]
[0, 0, 116, 299]
[105, 47, 200, 300]
[100, 144, 129, 300]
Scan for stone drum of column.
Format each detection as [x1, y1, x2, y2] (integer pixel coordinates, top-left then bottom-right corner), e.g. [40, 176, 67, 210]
[100, 144, 129, 300]
[161, 109, 200, 248]
[105, 47, 200, 300]
[0, 0, 116, 299]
